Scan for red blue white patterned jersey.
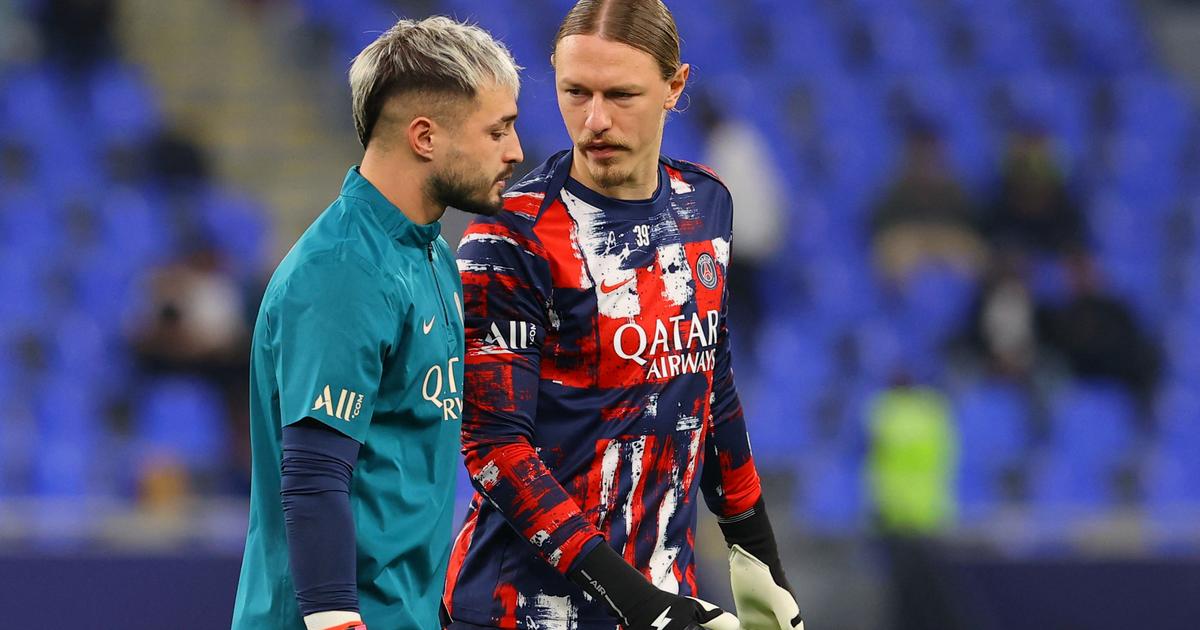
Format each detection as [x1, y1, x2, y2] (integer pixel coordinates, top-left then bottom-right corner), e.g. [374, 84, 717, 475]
[444, 151, 763, 629]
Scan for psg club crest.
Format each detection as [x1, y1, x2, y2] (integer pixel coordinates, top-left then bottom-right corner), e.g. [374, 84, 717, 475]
[696, 253, 719, 289]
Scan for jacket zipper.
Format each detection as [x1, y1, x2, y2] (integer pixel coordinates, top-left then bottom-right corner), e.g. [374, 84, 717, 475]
[427, 243, 451, 336]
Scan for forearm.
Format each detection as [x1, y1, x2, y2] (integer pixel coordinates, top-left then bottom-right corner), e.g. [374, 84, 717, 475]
[281, 423, 362, 619]
[700, 413, 763, 518]
[464, 436, 604, 573]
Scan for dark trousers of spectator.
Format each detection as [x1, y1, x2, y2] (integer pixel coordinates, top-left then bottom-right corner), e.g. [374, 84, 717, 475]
[726, 258, 765, 355]
[881, 534, 967, 630]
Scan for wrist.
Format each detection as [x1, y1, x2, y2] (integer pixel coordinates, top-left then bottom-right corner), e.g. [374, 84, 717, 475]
[717, 498, 791, 592]
[304, 610, 364, 630]
[567, 540, 657, 624]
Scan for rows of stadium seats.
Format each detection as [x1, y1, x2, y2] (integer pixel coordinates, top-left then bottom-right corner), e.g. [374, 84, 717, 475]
[290, 0, 1200, 541]
[1, 0, 1197, 550]
[0, 2, 269, 502]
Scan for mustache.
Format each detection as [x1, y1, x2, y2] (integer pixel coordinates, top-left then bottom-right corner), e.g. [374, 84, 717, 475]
[576, 133, 630, 150]
[497, 167, 514, 182]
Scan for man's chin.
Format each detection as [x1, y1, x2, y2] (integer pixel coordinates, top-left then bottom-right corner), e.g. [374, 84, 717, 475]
[452, 194, 503, 217]
[587, 163, 632, 191]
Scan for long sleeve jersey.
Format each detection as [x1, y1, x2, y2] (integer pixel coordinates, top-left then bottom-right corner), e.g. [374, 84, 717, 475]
[444, 150, 763, 629]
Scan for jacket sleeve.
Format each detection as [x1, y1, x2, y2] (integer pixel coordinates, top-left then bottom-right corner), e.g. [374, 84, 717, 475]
[456, 215, 603, 573]
[700, 197, 764, 519]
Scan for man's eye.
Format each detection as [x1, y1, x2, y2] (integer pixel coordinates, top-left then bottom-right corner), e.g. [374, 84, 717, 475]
[565, 88, 583, 96]
[613, 92, 633, 99]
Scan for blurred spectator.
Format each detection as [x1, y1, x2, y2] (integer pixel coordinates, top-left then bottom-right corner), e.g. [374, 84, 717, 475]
[867, 376, 958, 535]
[694, 90, 785, 347]
[867, 375, 964, 630]
[1037, 252, 1161, 406]
[34, 0, 117, 71]
[986, 128, 1085, 258]
[129, 244, 248, 374]
[963, 256, 1040, 379]
[147, 128, 211, 192]
[0, 0, 37, 64]
[869, 122, 988, 285]
[127, 241, 250, 478]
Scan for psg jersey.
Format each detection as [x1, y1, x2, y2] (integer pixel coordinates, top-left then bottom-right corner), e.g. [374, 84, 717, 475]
[444, 150, 763, 629]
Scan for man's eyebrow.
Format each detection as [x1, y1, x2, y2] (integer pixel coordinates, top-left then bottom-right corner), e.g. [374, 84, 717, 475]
[494, 113, 518, 125]
[558, 80, 643, 93]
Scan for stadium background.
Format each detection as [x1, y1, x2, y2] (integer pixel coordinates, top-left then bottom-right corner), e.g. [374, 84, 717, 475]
[2, 0, 1200, 627]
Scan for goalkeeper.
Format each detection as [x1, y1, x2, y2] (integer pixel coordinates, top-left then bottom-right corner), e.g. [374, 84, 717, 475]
[230, 16, 524, 630]
[443, 1, 806, 628]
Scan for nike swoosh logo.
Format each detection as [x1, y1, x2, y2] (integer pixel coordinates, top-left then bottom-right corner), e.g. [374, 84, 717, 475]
[422, 317, 436, 334]
[599, 276, 633, 294]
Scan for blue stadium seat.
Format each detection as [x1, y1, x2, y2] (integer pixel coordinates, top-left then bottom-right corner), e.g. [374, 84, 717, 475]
[884, 73, 996, 189]
[1027, 455, 1114, 514]
[441, 0, 544, 69]
[137, 376, 230, 475]
[959, 10, 1047, 73]
[1143, 446, 1200, 510]
[954, 380, 1031, 520]
[335, 2, 417, 62]
[1027, 253, 1071, 306]
[0, 186, 66, 263]
[96, 187, 175, 270]
[1050, 0, 1150, 73]
[1162, 315, 1200, 387]
[199, 187, 271, 281]
[748, 319, 832, 462]
[88, 62, 161, 146]
[0, 248, 51, 330]
[862, 9, 946, 74]
[32, 378, 103, 496]
[1142, 444, 1200, 553]
[997, 73, 1090, 171]
[794, 452, 864, 534]
[1028, 381, 1136, 512]
[0, 64, 71, 144]
[672, 0, 743, 76]
[1048, 381, 1137, 464]
[763, 12, 845, 78]
[1156, 383, 1200, 460]
[802, 254, 880, 330]
[71, 249, 145, 334]
[896, 263, 978, 347]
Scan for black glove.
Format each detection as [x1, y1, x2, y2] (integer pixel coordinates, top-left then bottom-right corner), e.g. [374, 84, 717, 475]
[568, 540, 734, 630]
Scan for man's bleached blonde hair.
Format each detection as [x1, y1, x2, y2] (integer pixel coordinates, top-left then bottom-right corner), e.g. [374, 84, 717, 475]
[349, 16, 521, 148]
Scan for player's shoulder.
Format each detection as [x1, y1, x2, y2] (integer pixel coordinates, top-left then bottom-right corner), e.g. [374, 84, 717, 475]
[265, 227, 392, 310]
[662, 155, 731, 196]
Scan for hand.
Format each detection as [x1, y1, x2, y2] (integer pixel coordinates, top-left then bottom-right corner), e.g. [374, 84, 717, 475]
[729, 544, 804, 630]
[568, 540, 740, 630]
[623, 591, 740, 630]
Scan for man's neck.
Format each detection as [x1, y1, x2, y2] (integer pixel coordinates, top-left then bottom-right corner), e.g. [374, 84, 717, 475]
[359, 151, 444, 225]
[570, 148, 659, 201]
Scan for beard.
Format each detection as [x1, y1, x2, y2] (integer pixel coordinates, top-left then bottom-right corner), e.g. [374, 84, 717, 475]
[427, 156, 511, 217]
[576, 133, 636, 190]
[587, 160, 635, 190]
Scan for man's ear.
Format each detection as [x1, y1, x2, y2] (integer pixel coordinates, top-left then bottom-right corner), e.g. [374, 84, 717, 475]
[409, 116, 436, 161]
[665, 63, 691, 110]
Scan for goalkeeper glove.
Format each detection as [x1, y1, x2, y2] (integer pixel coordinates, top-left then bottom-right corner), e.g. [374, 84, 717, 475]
[569, 540, 741, 630]
[729, 544, 804, 630]
[717, 499, 805, 630]
[304, 611, 366, 630]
